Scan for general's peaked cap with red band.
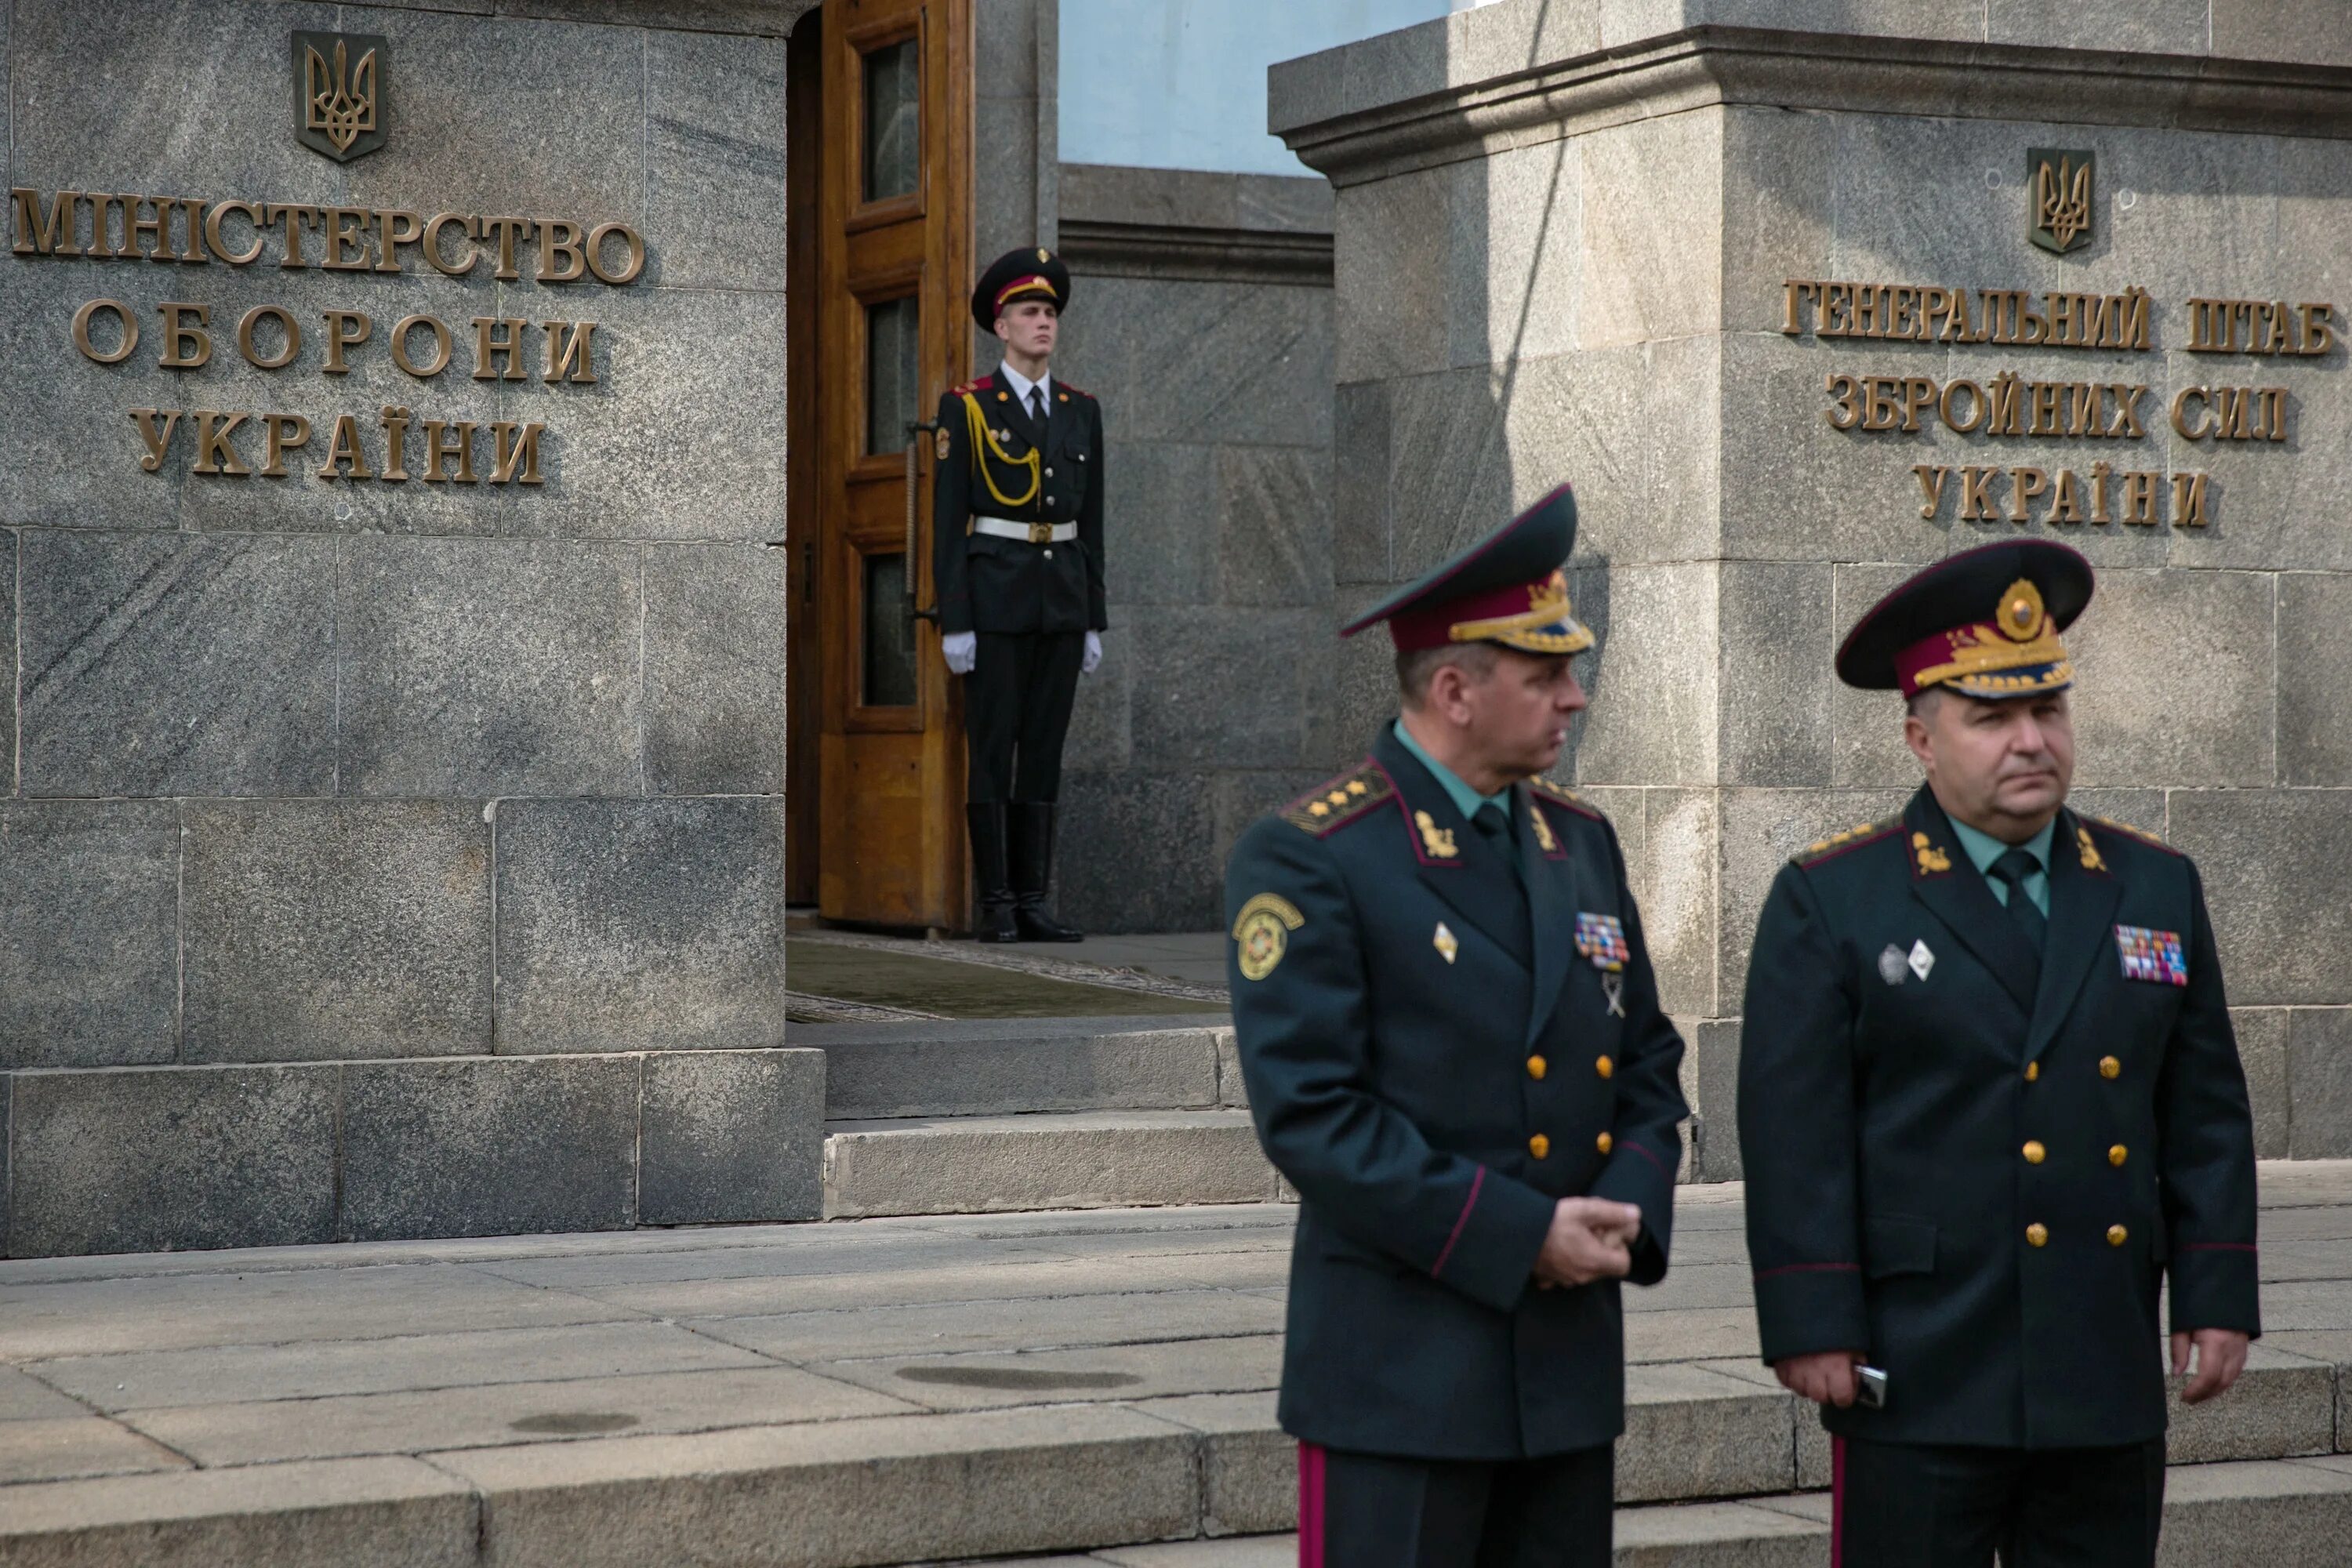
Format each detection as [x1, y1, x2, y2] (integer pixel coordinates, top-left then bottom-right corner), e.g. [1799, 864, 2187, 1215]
[971, 247, 1071, 330]
[1339, 485, 1594, 655]
[1836, 539, 2095, 699]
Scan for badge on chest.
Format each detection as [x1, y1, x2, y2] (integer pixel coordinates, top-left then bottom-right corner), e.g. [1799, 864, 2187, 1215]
[2114, 924, 2188, 985]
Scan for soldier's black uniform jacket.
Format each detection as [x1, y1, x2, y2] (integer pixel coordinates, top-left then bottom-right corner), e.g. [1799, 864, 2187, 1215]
[1225, 725, 1690, 1461]
[1738, 785, 2260, 1449]
[931, 372, 1105, 637]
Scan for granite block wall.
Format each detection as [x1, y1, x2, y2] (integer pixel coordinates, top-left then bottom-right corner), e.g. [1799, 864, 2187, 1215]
[1050, 163, 1344, 932]
[1274, 0, 2352, 1171]
[0, 0, 815, 1252]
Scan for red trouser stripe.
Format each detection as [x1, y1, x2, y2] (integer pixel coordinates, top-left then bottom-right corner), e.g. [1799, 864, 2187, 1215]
[1831, 1434, 1846, 1568]
[1298, 1442, 1327, 1568]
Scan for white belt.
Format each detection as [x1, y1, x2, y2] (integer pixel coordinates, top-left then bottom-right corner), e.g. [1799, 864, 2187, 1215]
[974, 516, 1076, 545]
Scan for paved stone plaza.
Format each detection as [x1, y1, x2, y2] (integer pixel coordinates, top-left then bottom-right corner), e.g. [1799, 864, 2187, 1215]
[1, 1165, 2350, 1564]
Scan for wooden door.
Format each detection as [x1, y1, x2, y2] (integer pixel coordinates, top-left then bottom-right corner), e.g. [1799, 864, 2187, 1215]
[802, 0, 971, 928]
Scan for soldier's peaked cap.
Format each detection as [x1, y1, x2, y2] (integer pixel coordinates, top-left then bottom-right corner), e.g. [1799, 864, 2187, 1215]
[972, 247, 1071, 330]
[1340, 485, 1593, 655]
[1837, 539, 2094, 699]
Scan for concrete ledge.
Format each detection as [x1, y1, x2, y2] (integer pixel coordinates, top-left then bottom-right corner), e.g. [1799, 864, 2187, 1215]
[820, 1023, 1226, 1120]
[822, 1110, 1283, 1219]
[0, 1456, 477, 1568]
[438, 1406, 1199, 1568]
[1058, 163, 1334, 285]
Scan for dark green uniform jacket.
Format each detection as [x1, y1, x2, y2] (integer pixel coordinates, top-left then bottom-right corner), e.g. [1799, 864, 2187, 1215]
[1737, 786, 2260, 1449]
[931, 372, 1106, 637]
[1224, 726, 1690, 1461]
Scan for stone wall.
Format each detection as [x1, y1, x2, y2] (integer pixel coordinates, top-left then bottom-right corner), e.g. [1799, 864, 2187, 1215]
[0, 0, 821, 1253]
[1049, 162, 1344, 932]
[1272, 0, 2352, 1173]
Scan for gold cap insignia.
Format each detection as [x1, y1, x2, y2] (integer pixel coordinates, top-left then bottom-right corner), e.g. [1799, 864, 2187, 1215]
[1998, 579, 2047, 643]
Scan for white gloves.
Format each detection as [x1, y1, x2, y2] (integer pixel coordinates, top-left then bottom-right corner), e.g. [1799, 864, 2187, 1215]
[942, 630, 1100, 677]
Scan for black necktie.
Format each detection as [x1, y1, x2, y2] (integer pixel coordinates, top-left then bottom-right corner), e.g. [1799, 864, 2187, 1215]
[1988, 848, 2047, 953]
[1029, 387, 1047, 425]
[1473, 803, 1524, 893]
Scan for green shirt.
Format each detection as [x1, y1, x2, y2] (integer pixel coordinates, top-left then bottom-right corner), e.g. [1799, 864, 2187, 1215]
[1950, 815, 2055, 916]
[1391, 720, 1513, 822]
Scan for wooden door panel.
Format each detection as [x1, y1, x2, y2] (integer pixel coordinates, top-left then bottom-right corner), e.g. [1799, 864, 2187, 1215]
[808, 0, 970, 929]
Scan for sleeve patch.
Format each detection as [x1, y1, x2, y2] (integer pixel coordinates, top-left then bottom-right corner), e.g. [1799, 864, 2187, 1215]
[1282, 763, 1392, 835]
[1232, 893, 1305, 982]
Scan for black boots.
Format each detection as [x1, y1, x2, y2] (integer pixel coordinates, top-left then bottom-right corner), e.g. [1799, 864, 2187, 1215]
[966, 804, 1020, 943]
[1008, 802, 1084, 942]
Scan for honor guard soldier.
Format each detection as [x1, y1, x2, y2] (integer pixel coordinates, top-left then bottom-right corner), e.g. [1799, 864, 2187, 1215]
[933, 246, 1105, 942]
[1224, 488, 1690, 1568]
[1737, 540, 2259, 1567]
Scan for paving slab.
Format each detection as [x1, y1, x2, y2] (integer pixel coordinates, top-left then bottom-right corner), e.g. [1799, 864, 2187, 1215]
[814, 1334, 1284, 1414]
[690, 1287, 1289, 1364]
[0, 1366, 89, 1423]
[123, 1366, 918, 1468]
[31, 1319, 771, 1412]
[0, 1415, 187, 1485]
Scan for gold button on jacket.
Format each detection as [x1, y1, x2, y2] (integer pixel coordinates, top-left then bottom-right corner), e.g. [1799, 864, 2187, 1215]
[2027, 1223, 2049, 1247]
[2024, 1062, 2039, 1082]
[2107, 1225, 2129, 1247]
[1528, 1134, 1551, 1160]
[2022, 1141, 2045, 1164]
[1595, 1056, 1613, 1080]
[1596, 1131, 1613, 1154]
[2100, 1055, 2122, 1080]
[1526, 1055, 1547, 1080]
[2109, 1145, 2129, 1167]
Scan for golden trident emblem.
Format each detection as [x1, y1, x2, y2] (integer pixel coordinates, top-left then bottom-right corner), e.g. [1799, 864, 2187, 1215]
[2030, 150, 2094, 254]
[304, 39, 378, 154]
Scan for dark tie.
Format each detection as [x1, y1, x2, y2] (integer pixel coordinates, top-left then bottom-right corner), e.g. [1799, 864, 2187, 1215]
[1473, 803, 1525, 893]
[1029, 387, 1047, 425]
[1988, 848, 2047, 953]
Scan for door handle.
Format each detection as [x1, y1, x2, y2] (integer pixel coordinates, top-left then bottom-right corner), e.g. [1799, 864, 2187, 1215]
[904, 419, 942, 621]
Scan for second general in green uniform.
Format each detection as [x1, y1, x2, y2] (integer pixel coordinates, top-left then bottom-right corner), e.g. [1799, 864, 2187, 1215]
[1737, 541, 2259, 1567]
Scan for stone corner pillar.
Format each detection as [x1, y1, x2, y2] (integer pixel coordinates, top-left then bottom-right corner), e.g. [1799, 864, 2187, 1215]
[1272, 0, 2352, 1172]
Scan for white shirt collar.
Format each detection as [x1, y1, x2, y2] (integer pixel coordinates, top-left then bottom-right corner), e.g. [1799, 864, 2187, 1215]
[997, 361, 1051, 411]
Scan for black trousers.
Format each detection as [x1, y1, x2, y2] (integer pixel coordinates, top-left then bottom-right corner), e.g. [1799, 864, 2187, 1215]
[965, 630, 1083, 805]
[1835, 1436, 2166, 1568]
[1299, 1443, 1613, 1568]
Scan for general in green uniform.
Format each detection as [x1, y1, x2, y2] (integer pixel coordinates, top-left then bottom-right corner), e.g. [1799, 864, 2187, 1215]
[1737, 540, 2259, 1567]
[1224, 488, 1690, 1568]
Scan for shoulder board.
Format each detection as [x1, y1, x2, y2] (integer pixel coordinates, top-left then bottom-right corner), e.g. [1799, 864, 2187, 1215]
[1526, 778, 1602, 821]
[1795, 818, 1901, 868]
[2089, 815, 2182, 857]
[1055, 379, 1089, 400]
[1281, 763, 1392, 837]
[950, 373, 995, 398]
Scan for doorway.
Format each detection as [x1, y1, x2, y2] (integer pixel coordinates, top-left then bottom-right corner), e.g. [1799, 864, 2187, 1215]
[786, 0, 973, 929]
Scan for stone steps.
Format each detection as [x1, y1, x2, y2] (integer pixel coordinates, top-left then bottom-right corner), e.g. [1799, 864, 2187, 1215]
[6, 1384, 2347, 1568]
[967, 1457, 2352, 1566]
[822, 1109, 1282, 1218]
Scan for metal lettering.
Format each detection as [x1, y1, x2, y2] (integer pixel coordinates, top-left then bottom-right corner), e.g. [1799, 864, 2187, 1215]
[487, 421, 546, 485]
[1939, 379, 1984, 433]
[2118, 471, 2158, 525]
[2048, 467, 2085, 525]
[543, 320, 597, 384]
[2089, 462, 2113, 524]
[260, 413, 312, 477]
[266, 202, 325, 268]
[1781, 280, 1814, 335]
[236, 304, 302, 369]
[2299, 303, 2336, 358]
[322, 310, 372, 374]
[1862, 376, 1903, 432]
[422, 212, 478, 276]
[535, 219, 587, 284]
[584, 221, 646, 285]
[2260, 387, 2289, 442]
[203, 200, 266, 266]
[2172, 387, 2212, 440]
[322, 206, 374, 270]
[376, 210, 420, 274]
[317, 413, 375, 479]
[191, 409, 252, 476]
[127, 408, 183, 472]
[2171, 471, 2211, 528]
[2106, 385, 2147, 439]
[2213, 387, 2257, 441]
[157, 301, 212, 368]
[476, 216, 532, 281]
[379, 405, 412, 481]
[127, 196, 171, 261]
[418, 419, 478, 484]
[471, 316, 529, 381]
[1912, 465, 1949, 520]
[71, 297, 137, 363]
[11, 187, 81, 254]
[1825, 373, 1862, 431]
[1958, 466, 2001, 521]
[389, 314, 452, 377]
[1986, 371, 2025, 436]
[2065, 382, 2100, 437]
[2028, 382, 2065, 437]
[2008, 466, 2048, 524]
